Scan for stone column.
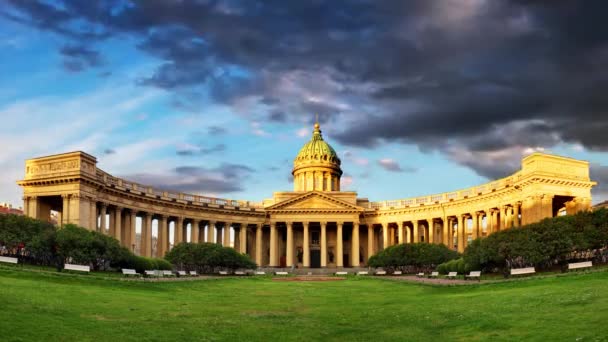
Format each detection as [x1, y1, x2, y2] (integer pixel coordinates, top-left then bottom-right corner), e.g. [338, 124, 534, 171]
[541, 195, 554, 220]
[513, 203, 520, 228]
[223, 222, 231, 247]
[159, 215, 168, 256]
[397, 222, 404, 244]
[367, 224, 374, 261]
[175, 217, 184, 245]
[492, 210, 499, 232]
[255, 224, 263, 266]
[321, 222, 327, 267]
[472, 213, 478, 240]
[427, 219, 434, 244]
[129, 211, 137, 253]
[269, 223, 278, 266]
[239, 224, 247, 254]
[351, 223, 360, 267]
[303, 222, 310, 267]
[382, 222, 389, 249]
[336, 222, 343, 268]
[22, 197, 30, 219]
[485, 209, 493, 234]
[99, 204, 107, 234]
[443, 218, 449, 247]
[89, 200, 97, 231]
[144, 213, 152, 257]
[457, 215, 465, 253]
[191, 221, 199, 244]
[208, 221, 216, 244]
[61, 194, 70, 226]
[286, 222, 294, 266]
[114, 207, 122, 243]
[413, 220, 419, 243]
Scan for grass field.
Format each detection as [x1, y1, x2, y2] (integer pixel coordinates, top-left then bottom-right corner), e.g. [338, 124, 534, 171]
[1, 268, 607, 341]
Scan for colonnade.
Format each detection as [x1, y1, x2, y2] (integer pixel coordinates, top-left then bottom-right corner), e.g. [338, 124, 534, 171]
[92, 202, 251, 258]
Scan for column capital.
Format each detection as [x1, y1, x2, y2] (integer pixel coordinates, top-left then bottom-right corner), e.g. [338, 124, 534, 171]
[336, 221, 344, 227]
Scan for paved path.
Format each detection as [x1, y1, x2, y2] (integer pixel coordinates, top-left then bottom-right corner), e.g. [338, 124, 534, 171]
[386, 275, 474, 285]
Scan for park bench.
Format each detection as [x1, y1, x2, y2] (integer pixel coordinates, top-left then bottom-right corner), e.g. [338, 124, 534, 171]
[447, 272, 458, 279]
[429, 272, 439, 278]
[0, 256, 18, 264]
[177, 271, 187, 277]
[335, 271, 348, 275]
[254, 271, 266, 275]
[510, 267, 535, 277]
[162, 270, 173, 277]
[465, 271, 481, 281]
[121, 269, 139, 277]
[64, 264, 90, 273]
[568, 261, 592, 271]
[274, 271, 289, 275]
[393, 271, 402, 275]
[219, 271, 230, 275]
[145, 270, 159, 277]
[189, 271, 198, 276]
[234, 271, 247, 276]
[416, 272, 425, 277]
[356, 271, 368, 276]
[375, 270, 387, 276]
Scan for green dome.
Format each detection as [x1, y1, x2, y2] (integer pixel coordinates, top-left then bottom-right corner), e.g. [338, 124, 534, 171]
[294, 122, 341, 166]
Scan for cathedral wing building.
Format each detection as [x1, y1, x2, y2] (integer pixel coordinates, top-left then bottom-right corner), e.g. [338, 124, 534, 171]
[17, 121, 596, 268]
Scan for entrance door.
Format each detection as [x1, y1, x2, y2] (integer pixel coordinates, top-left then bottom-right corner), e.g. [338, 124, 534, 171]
[311, 250, 321, 268]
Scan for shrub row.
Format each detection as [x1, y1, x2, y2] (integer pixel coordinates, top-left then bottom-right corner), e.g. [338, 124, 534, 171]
[436, 258, 470, 274]
[0, 215, 172, 272]
[368, 242, 460, 273]
[165, 242, 256, 273]
[463, 208, 608, 274]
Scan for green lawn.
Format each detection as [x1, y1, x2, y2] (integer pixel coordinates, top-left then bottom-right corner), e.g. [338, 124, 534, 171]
[1, 268, 607, 341]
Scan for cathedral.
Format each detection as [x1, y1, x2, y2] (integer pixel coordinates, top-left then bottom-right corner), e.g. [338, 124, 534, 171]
[18, 121, 596, 268]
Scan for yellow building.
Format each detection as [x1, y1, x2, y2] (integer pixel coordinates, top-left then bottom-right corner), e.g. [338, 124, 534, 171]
[17, 121, 596, 268]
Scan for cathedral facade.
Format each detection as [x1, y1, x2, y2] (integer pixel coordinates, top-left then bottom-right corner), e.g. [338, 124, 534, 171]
[18, 122, 596, 268]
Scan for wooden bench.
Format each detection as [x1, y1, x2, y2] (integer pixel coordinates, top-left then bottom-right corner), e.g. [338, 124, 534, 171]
[568, 261, 592, 271]
[254, 271, 266, 275]
[189, 271, 198, 276]
[64, 264, 90, 273]
[510, 267, 535, 277]
[234, 271, 247, 276]
[274, 271, 289, 275]
[416, 272, 425, 278]
[393, 271, 402, 275]
[177, 270, 187, 276]
[375, 270, 387, 276]
[121, 269, 139, 276]
[335, 271, 348, 275]
[0, 256, 18, 264]
[429, 272, 439, 278]
[219, 271, 230, 275]
[447, 272, 458, 279]
[465, 271, 481, 280]
[145, 270, 158, 277]
[356, 271, 369, 276]
[162, 270, 173, 277]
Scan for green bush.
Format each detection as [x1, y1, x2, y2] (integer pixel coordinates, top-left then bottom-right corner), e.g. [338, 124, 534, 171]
[0, 216, 174, 273]
[368, 243, 460, 273]
[165, 242, 256, 273]
[463, 208, 608, 274]
[437, 258, 470, 274]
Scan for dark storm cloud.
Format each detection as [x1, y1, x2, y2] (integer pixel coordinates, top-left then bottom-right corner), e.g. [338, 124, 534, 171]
[59, 44, 103, 72]
[5, 0, 608, 179]
[126, 162, 255, 194]
[377, 159, 417, 173]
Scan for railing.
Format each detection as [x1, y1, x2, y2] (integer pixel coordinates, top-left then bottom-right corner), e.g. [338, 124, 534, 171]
[369, 171, 523, 209]
[95, 168, 263, 209]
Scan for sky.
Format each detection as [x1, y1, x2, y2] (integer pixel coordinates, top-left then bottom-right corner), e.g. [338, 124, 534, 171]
[1, 0, 608, 209]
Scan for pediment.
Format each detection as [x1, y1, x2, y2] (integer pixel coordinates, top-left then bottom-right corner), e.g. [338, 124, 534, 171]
[267, 191, 363, 212]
